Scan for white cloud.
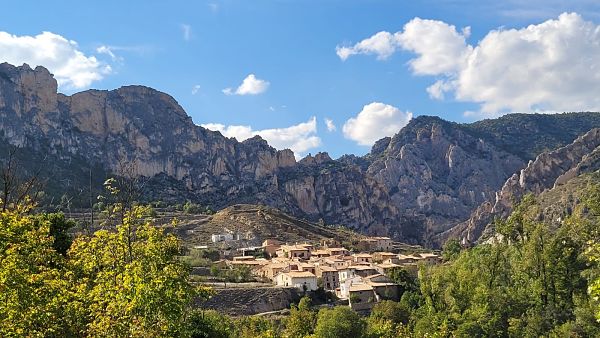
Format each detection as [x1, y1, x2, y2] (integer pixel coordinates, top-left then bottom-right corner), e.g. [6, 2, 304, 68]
[191, 84, 201, 95]
[426, 80, 453, 100]
[96, 45, 122, 62]
[0, 31, 111, 89]
[181, 24, 192, 41]
[396, 18, 471, 75]
[337, 18, 470, 74]
[454, 12, 600, 115]
[223, 74, 270, 95]
[201, 117, 320, 158]
[338, 13, 600, 116]
[343, 102, 412, 146]
[324, 118, 336, 132]
[336, 31, 398, 61]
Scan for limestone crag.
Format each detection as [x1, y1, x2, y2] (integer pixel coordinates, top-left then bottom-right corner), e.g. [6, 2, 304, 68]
[0, 63, 395, 233]
[448, 128, 600, 243]
[366, 117, 525, 243]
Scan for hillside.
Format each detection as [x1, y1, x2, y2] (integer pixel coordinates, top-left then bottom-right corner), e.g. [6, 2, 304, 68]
[172, 204, 366, 247]
[443, 128, 600, 244]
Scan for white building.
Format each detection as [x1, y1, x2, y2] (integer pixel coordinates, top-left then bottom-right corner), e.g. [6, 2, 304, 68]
[211, 233, 234, 243]
[275, 271, 318, 291]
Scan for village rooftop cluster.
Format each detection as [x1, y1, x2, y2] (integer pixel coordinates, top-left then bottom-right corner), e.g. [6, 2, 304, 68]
[211, 236, 441, 310]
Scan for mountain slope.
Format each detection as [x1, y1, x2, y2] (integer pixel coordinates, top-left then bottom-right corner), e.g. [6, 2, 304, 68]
[2, 62, 600, 246]
[443, 128, 600, 243]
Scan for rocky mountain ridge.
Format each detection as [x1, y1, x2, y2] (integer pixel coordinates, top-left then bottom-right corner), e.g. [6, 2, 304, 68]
[444, 128, 600, 243]
[2, 62, 600, 246]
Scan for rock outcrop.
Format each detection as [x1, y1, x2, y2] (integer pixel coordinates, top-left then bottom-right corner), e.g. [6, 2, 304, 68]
[446, 128, 600, 243]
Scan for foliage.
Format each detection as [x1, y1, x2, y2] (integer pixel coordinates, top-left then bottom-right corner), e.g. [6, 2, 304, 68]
[410, 191, 600, 337]
[184, 201, 203, 214]
[0, 179, 212, 337]
[34, 212, 76, 256]
[370, 300, 410, 325]
[67, 204, 210, 337]
[0, 206, 73, 337]
[314, 306, 366, 338]
[442, 238, 462, 261]
[189, 309, 234, 338]
[233, 316, 281, 338]
[386, 267, 418, 295]
[283, 296, 317, 338]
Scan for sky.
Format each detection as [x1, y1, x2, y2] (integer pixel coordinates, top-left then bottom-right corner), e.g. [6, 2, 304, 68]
[1, 0, 600, 159]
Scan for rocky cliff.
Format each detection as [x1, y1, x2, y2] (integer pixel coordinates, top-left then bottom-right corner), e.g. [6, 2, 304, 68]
[0, 63, 396, 234]
[2, 62, 600, 246]
[445, 128, 600, 243]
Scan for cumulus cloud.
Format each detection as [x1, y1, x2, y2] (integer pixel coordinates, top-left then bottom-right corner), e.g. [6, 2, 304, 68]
[324, 118, 336, 132]
[338, 13, 600, 116]
[0, 31, 111, 89]
[343, 102, 412, 146]
[201, 117, 320, 158]
[336, 31, 398, 61]
[223, 74, 270, 95]
[396, 18, 471, 75]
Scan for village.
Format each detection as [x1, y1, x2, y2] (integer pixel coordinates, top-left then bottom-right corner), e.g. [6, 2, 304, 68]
[203, 233, 442, 312]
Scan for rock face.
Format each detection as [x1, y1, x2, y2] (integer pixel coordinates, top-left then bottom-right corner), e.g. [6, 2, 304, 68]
[366, 117, 525, 244]
[3, 62, 600, 246]
[446, 128, 600, 243]
[0, 63, 396, 234]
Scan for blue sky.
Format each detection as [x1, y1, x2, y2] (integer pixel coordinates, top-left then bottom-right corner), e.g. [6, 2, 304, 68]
[1, 0, 600, 158]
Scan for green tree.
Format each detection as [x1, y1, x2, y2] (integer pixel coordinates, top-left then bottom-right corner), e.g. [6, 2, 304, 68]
[283, 296, 316, 338]
[0, 206, 73, 337]
[366, 300, 412, 338]
[369, 300, 410, 325]
[386, 267, 418, 295]
[189, 309, 234, 338]
[34, 212, 75, 256]
[314, 306, 366, 338]
[442, 238, 462, 261]
[67, 204, 211, 337]
[234, 316, 280, 338]
[183, 201, 203, 214]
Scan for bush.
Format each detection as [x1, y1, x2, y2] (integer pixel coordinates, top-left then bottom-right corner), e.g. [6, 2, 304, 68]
[183, 201, 203, 214]
[314, 306, 366, 338]
[189, 309, 234, 338]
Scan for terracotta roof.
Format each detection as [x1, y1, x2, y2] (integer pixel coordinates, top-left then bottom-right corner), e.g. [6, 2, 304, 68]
[349, 265, 376, 271]
[349, 284, 374, 292]
[319, 266, 337, 272]
[233, 256, 255, 260]
[280, 245, 310, 251]
[376, 263, 400, 268]
[284, 271, 317, 278]
[378, 252, 397, 257]
[368, 282, 398, 287]
[264, 262, 289, 269]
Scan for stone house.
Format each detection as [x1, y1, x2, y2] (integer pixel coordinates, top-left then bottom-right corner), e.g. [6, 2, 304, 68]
[275, 271, 318, 291]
